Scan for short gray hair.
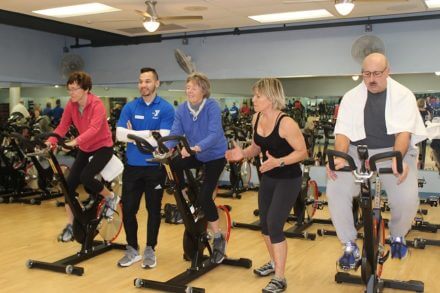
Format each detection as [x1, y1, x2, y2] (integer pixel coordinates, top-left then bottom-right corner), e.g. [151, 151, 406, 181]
[186, 72, 211, 99]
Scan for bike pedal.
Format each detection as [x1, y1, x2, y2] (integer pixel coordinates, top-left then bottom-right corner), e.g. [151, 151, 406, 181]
[378, 251, 390, 265]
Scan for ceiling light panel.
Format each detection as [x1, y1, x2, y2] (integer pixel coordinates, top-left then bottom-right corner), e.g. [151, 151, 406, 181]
[33, 3, 120, 18]
[249, 9, 334, 23]
[425, 0, 440, 9]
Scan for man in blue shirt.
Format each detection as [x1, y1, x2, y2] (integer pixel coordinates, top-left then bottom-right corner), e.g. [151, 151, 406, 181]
[51, 99, 64, 126]
[229, 102, 239, 123]
[116, 67, 174, 268]
[42, 102, 52, 116]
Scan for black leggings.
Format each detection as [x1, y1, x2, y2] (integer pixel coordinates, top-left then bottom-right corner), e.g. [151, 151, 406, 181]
[66, 147, 113, 201]
[258, 175, 302, 243]
[172, 156, 226, 222]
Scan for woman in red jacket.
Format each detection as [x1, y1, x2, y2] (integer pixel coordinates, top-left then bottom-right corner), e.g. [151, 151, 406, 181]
[47, 71, 119, 242]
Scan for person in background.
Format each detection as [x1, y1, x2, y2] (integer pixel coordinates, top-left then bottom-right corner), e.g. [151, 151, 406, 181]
[417, 98, 431, 124]
[11, 99, 30, 118]
[240, 101, 251, 116]
[47, 71, 120, 242]
[226, 78, 307, 293]
[51, 99, 64, 126]
[43, 102, 52, 116]
[33, 107, 53, 133]
[229, 102, 239, 123]
[116, 67, 174, 269]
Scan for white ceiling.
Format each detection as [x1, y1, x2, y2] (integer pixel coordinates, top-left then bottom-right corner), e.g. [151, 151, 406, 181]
[0, 0, 436, 36]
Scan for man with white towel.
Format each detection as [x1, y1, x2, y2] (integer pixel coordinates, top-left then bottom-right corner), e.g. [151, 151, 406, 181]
[326, 53, 427, 270]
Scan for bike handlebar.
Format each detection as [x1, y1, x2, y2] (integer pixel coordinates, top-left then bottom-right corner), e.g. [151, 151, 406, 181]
[369, 151, 403, 174]
[157, 135, 194, 155]
[127, 134, 155, 154]
[35, 132, 75, 150]
[326, 150, 357, 172]
[9, 132, 35, 152]
[326, 148, 403, 174]
[126, 134, 195, 157]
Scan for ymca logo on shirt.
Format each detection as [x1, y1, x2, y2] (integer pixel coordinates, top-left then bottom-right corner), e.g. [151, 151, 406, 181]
[152, 110, 160, 119]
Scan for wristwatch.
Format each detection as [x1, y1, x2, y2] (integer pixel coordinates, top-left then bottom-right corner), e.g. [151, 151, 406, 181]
[279, 159, 285, 167]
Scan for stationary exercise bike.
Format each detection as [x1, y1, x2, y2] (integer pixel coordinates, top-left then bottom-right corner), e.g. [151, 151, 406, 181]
[327, 146, 424, 293]
[218, 126, 255, 199]
[26, 133, 124, 276]
[5, 132, 71, 205]
[128, 134, 252, 293]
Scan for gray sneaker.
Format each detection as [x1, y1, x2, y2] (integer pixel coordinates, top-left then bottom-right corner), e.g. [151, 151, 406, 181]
[254, 261, 275, 277]
[262, 277, 287, 293]
[118, 245, 142, 267]
[105, 195, 120, 218]
[58, 223, 73, 242]
[211, 234, 226, 264]
[142, 246, 157, 268]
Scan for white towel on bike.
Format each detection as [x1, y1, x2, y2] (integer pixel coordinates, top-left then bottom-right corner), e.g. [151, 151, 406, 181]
[335, 77, 427, 146]
[89, 154, 124, 182]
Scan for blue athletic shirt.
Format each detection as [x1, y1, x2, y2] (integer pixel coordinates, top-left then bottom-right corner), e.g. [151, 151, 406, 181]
[117, 96, 174, 166]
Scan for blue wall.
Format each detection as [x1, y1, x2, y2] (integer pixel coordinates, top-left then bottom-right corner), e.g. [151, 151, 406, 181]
[1, 18, 440, 85]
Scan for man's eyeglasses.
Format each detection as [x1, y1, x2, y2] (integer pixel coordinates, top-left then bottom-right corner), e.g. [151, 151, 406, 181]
[361, 67, 387, 78]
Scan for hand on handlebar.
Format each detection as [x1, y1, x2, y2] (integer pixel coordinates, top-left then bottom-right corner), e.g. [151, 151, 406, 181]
[326, 157, 347, 180]
[181, 145, 200, 158]
[392, 158, 409, 185]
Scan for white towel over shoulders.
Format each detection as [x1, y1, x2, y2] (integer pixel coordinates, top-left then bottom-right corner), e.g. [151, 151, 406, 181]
[335, 77, 427, 146]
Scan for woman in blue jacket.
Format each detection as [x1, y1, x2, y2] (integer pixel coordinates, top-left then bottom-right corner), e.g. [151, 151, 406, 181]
[169, 72, 228, 264]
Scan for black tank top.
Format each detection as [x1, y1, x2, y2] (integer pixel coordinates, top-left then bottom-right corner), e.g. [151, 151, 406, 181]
[254, 112, 302, 179]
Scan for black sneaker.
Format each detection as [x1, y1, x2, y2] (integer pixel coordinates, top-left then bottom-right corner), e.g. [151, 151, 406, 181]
[211, 234, 226, 264]
[254, 261, 275, 277]
[262, 277, 287, 293]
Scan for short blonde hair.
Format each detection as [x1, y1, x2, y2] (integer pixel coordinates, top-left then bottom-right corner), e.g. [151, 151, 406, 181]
[252, 78, 286, 110]
[417, 98, 426, 108]
[186, 72, 211, 99]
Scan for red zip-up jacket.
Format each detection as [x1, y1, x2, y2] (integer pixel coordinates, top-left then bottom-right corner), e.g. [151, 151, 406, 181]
[48, 93, 113, 152]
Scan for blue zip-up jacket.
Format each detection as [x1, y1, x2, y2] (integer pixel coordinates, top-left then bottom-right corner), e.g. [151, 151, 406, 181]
[170, 98, 227, 162]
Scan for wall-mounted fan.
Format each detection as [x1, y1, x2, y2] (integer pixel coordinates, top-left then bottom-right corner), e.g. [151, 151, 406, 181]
[351, 35, 385, 64]
[174, 49, 196, 74]
[136, 1, 203, 32]
[60, 53, 84, 79]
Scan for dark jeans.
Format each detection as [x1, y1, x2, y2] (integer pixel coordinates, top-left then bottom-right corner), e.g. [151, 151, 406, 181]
[66, 147, 113, 202]
[122, 165, 165, 250]
[172, 156, 226, 222]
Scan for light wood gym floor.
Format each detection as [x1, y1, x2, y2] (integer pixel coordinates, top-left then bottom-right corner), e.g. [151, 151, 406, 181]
[0, 187, 439, 293]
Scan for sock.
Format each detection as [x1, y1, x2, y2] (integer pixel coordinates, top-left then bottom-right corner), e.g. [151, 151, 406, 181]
[274, 275, 286, 282]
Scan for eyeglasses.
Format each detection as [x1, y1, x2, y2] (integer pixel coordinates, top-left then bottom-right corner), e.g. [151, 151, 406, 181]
[67, 87, 82, 93]
[361, 67, 387, 78]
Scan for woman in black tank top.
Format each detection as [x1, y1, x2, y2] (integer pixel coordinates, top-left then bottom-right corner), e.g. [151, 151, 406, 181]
[225, 78, 307, 292]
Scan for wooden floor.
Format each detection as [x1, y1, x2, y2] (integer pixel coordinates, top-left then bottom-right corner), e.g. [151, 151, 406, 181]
[0, 189, 439, 293]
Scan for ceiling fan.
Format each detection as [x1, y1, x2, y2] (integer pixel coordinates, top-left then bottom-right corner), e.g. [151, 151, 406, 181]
[283, 0, 409, 16]
[135, 0, 203, 33]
